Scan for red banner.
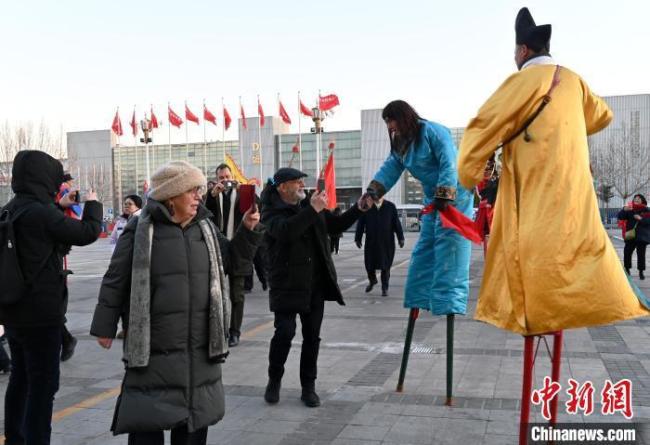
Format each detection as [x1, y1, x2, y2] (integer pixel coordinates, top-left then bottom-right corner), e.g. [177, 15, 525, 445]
[129, 110, 138, 137]
[204, 105, 217, 125]
[223, 106, 232, 130]
[240, 103, 247, 129]
[323, 153, 337, 209]
[168, 106, 184, 128]
[300, 100, 314, 117]
[279, 101, 291, 124]
[111, 110, 123, 136]
[258, 100, 265, 127]
[319, 94, 340, 111]
[150, 107, 159, 129]
[185, 104, 200, 124]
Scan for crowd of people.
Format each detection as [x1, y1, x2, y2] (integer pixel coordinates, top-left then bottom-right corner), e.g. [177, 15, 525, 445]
[0, 6, 648, 445]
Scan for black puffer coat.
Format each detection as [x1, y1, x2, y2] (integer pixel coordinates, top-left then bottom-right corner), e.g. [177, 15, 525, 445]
[0, 150, 102, 327]
[618, 207, 650, 244]
[90, 200, 261, 434]
[260, 186, 361, 313]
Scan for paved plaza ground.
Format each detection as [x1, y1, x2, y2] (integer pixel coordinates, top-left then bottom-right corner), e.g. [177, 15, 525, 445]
[1, 230, 650, 444]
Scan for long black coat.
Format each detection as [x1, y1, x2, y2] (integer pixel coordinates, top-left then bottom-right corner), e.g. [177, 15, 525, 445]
[0, 151, 102, 327]
[355, 200, 404, 271]
[261, 187, 361, 313]
[90, 201, 261, 434]
[618, 207, 650, 244]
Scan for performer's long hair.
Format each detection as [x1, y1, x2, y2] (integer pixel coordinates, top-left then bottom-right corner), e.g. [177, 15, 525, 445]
[382, 100, 422, 155]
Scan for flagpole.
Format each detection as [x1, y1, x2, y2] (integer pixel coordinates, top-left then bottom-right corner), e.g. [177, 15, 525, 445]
[203, 99, 207, 175]
[185, 101, 189, 161]
[168, 102, 172, 161]
[133, 106, 139, 195]
[316, 90, 322, 180]
[277, 93, 282, 169]
[239, 96, 244, 171]
[221, 97, 226, 162]
[144, 112, 151, 187]
[116, 107, 123, 209]
[150, 104, 156, 170]
[298, 91, 303, 171]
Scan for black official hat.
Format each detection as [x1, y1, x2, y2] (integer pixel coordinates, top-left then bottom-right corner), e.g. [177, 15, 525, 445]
[272, 167, 307, 186]
[515, 7, 551, 51]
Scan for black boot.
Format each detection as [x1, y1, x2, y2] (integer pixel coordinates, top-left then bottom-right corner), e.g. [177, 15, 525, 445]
[365, 280, 377, 293]
[264, 379, 281, 404]
[61, 336, 78, 362]
[228, 333, 240, 347]
[381, 287, 388, 297]
[301, 387, 321, 407]
[625, 267, 631, 276]
[640, 270, 645, 280]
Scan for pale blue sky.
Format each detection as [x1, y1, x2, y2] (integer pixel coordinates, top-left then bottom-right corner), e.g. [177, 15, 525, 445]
[0, 0, 648, 143]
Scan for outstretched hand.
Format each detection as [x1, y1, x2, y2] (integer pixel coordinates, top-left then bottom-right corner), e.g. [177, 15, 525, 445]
[310, 190, 328, 213]
[243, 203, 261, 230]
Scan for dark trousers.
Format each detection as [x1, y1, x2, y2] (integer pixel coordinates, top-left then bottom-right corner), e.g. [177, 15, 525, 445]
[367, 269, 390, 290]
[624, 240, 647, 271]
[244, 249, 268, 291]
[229, 275, 246, 336]
[330, 237, 341, 254]
[4, 325, 62, 445]
[268, 296, 325, 388]
[128, 425, 208, 445]
[0, 342, 10, 370]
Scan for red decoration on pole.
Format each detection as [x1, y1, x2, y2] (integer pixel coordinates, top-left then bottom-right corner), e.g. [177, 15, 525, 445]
[129, 110, 137, 137]
[223, 106, 232, 130]
[319, 94, 340, 111]
[323, 153, 337, 209]
[111, 110, 123, 136]
[185, 104, 200, 124]
[150, 107, 159, 129]
[168, 106, 184, 128]
[204, 105, 217, 125]
[258, 99, 265, 127]
[299, 100, 314, 117]
[240, 103, 247, 129]
[279, 101, 292, 124]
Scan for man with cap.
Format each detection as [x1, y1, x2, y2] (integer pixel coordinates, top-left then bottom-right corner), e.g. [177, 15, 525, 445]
[458, 8, 649, 336]
[260, 168, 372, 407]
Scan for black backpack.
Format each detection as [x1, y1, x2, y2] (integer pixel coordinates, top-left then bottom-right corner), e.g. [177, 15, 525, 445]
[0, 203, 52, 305]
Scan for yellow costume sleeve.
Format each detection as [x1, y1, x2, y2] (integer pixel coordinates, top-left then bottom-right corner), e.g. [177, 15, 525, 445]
[458, 72, 539, 189]
[581, 79, 613, 135]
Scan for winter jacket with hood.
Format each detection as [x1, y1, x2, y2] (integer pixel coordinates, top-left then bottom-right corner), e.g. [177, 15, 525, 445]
[0, 150, 102, 327]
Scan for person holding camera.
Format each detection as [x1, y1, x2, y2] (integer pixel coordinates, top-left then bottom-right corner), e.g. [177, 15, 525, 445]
[260, 168, 371, 407]
[205, 163, 249, 347]
[0, 151, 103, 445]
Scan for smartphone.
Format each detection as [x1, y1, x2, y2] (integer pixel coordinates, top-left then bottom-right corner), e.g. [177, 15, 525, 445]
[238, 184, 255, 214]
[73, 190, 80, 203]
[317, 179, 326, 192]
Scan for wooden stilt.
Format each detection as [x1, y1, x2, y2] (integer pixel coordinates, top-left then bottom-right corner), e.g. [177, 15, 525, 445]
[396, 308, 419, 392]
[519, 336, 535, 445]
[549, 331, 563, 426]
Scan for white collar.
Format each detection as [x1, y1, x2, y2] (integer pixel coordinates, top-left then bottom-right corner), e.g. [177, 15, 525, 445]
[522, 55, 555, 70]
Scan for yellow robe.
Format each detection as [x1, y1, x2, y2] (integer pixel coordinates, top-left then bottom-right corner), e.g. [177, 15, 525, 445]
[458, 64, 649, 335]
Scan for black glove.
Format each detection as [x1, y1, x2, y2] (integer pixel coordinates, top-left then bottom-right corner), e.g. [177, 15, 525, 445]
[433, 198, 451, 211]
[356, 241, 362, 249]
[399, 239, 405, 248]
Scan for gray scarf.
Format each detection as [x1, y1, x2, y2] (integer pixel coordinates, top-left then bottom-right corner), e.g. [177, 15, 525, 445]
[125, 207, 231, 368]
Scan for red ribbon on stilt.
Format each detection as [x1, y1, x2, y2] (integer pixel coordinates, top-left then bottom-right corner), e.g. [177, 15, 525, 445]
[422, 203, 483, 244]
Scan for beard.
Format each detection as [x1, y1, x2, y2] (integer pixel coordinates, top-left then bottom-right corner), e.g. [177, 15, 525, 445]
[390, 132, 412, 156]
[296, 189, 306, 201]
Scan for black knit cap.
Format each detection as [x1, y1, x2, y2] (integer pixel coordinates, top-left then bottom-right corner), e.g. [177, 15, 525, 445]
[515, 7, 551, 52]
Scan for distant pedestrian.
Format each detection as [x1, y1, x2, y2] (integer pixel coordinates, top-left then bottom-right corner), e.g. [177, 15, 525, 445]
[618, 194, 650, 279]
[329, 207, 343, 254]
[110, 194, 142, 244]
[355, 198, 404, 296]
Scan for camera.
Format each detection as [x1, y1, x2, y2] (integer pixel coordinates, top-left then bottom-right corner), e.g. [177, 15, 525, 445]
[73, 190, 80, 203]
[222, 180, 236, 192]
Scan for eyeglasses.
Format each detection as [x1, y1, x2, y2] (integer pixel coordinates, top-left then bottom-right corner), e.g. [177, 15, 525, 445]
[187, 186, 207, 196]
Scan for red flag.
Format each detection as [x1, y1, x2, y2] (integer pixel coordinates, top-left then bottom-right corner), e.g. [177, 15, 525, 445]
[279, 101, 292, 124]
[204, 105, 217, 125]
[300, 100, 314, 117]
[223, 106, 232, 130]
[319, 94, 340, 111]
[185, 104, 200, 124]
[240, 103, 247, 129]
[111, 110, 123, 136]
[168, 105, 183, 128]
[150, 107, 159, 129]
[323, 153, 337, 209]
[258, 100, 265, 127]
[129, 110, 137, 137]
[439, 206, 483, 244]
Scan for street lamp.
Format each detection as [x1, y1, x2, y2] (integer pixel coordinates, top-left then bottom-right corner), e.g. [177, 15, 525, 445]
[140, 118, 153, 188]
[311, 107, 324, 177]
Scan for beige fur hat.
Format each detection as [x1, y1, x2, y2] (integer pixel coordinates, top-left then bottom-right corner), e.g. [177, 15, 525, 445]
[149, 161, 206, 201]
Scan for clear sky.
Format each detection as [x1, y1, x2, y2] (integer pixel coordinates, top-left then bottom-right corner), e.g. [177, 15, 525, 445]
[1, 0, 648, 144]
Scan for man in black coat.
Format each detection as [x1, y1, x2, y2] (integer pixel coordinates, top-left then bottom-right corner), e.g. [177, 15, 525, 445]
[260, 168, 371, 407]
[0, 150, 102, 445]
[355, 198, 405, 296]
[204, 163, 252, 347]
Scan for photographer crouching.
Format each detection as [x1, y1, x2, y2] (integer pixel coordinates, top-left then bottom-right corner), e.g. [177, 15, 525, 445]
[260, 168, 372, 407]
